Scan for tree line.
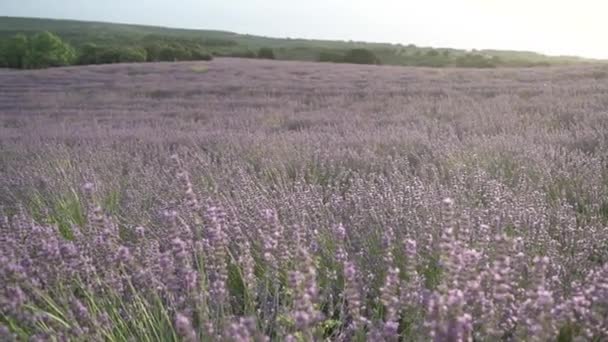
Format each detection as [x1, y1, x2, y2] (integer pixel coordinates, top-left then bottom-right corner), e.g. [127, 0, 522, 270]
[0, 31, 289, 70]
[319, 47, 522, 68]
[0, 31, 534, 70]
[0, 31, 288, 69]
[0, 31, 219, 69]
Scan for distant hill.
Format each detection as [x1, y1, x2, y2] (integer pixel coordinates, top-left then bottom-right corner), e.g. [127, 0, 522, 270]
[0, 16, 601, 68]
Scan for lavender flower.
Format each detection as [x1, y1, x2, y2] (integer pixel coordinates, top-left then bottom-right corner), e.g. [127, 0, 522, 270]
[175, 312, 197, 342]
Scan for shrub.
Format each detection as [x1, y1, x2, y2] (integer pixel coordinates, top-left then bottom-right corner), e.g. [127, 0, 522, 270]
[144, 43, 163, 62]
[425, 49, 440, 57]
[343, 48, 380, 65]
[0, 39, 8, 67]
[117, 47, 148, 63]
[79, 44, 148, 65]
[229, 49, 257, 58]
[77, 43, 102, 65]
[0, 31, 76, 69]
[24, 31, 76, 68]
[318, 51, 344, 63]
[257, 47, 275, 59]
[96, 47, 123, 64]
[3, 34, 29, 69]
[159, 45, 191, 61]
[187, 46, 213, 61]
[144, 42, 211, 62]
[202, 38, 238, 47]
[455, 53, 499, 68]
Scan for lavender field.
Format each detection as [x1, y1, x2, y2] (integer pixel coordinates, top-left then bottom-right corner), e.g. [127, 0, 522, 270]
[1, 58, 608, 341]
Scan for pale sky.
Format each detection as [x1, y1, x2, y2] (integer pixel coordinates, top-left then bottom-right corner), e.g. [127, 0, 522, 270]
[1, 0, 607, 58]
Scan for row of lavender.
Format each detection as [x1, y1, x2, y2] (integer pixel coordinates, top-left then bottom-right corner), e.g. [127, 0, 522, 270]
[2, 166, 607, 340]
[1, 59, 608, 340]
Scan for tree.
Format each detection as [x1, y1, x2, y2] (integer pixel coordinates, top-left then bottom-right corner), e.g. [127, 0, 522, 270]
[144, 43, 163, 62]
[318, 51, 344, 63]
[89, 46, 148, 64]
[343, 49, 380, 65]
[257, 47, 275, 59]
[0, 39, 8, 67]
[97, 47, 122, 64]
[425, 49, 439, 57]
[78, 43, 102, 65]
[223, 49, 256, 58]
[24, 31, 75, 68]
[202, 38, 237, 47]
[455, 53, 497, 68]
[144, 42, 212, 62]
[4, 34, 29, 69]
[187, 45, 213, 61]
[117, 47, 148, 63]
[158, 44, 192, 61]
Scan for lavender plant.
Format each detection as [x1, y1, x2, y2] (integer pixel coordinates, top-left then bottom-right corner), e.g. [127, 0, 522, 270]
[1, 58, 608, 340]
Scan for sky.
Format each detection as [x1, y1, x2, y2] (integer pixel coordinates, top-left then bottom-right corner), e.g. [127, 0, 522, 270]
[1, 0, 607, 59]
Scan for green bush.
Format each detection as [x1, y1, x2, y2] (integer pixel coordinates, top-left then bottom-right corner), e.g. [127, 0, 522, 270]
[0, 31, 76, 69]
[202, 38, 238, 47]
[455, 53, 500, 68]
[144, 43, 162, 62]
[97, 47, 123, 64]
[0, 39, 8, 67]
[258, 47, 275, 59]
[235, 50, 257, 58]
[188, 45, 213, 61]
[215, 49, 257, 58]
[317, 49, 381, 65]
[104, 47, 139, 63]
[77, 43, 102, 65]
[425, 49, 439, 57]
[3, 33, 29, 69]
[144, 42, 212, 62]
[318, 51, 344, 63]
[24, 31, 76, 68]
[159, 45, 190, 61]
[343, 48, 380, 65]
[418, 58, 450, 67]
[77, 38, 209, 65]
[118, 47, 148, 63]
